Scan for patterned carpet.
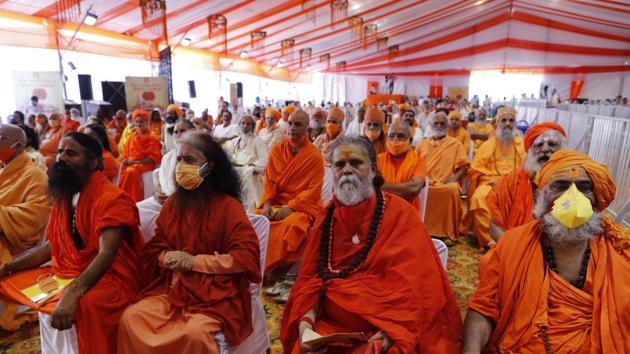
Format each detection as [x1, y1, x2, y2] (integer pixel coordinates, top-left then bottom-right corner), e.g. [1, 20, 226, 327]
[0, 240, 481, 354]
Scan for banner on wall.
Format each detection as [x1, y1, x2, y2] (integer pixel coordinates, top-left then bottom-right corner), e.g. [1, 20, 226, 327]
[12, 71, 64, 115]
[125, 76, 169, 111]
[367, 81, 379, 96]
[158, 47, 174, 104]
[447, 87, 469, 101]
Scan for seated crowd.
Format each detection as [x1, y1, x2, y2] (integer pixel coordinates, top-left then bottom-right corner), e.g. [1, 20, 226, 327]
[0, 96, 628, 354]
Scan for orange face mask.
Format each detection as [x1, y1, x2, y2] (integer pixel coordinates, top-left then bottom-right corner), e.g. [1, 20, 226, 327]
[325, 123, 341, 138]
[365, 130, 381, 141]
[386, 140, 410, 155]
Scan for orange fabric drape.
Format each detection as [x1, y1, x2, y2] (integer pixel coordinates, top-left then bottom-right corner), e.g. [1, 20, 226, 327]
[377, 149, 426, 213]
[429, 85, 443, 98]
[486, 168, 534, 231]
[570, 79, 585, 100]
[280, 192, 463, 353]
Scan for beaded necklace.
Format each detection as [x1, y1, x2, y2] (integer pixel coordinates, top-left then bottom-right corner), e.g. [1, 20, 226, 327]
[318, 190, 385, 280]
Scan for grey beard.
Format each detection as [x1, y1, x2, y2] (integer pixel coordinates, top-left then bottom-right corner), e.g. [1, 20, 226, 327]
[334, 171, 375, 206]
[497, 127, 515, 143]
[432, 128, 447, 139]
[541, 211, 602, 247]
[523, 150, 543, 176]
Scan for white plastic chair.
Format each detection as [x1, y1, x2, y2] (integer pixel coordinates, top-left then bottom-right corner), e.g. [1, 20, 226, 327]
[431, 238, 448, 269]
[224, 214, 271, 354]
[419, 176, 430, 223]
[321, 167, 334, 206]
[141, 170, 155, 200]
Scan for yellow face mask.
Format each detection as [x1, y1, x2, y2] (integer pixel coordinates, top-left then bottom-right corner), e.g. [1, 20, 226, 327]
[325, 123, 341, 138]
[386, 140, 410, 156]
[365, 129, 381, 141]
[551, 183, 594, 229]
[175, 162, 208, 190]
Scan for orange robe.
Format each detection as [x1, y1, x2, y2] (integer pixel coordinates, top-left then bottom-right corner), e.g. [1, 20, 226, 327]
[40, 127, 65, 169]
[0, 153, 50, 330]
[63, 118, 80, 132]
[102, 150, 119, 181]
[468, 122, 494, 150]
[377, 149, 426, 214]
[256, 140, 324, 271]
[107, 120, 126, 144]
[117, 193, 261, 353]
[118, 131, 162, 202]
[313, 133, 341, 161]
[465, 137, 524, 247]
[416, 137, 469, 240]
[486, 168, 534, 232]
[447, 127, 471, 152]
[0, 172, 143, 354]
[469, 218, 630, 353]
[150, 120, 164, 139]
[281, 193, 463, 353]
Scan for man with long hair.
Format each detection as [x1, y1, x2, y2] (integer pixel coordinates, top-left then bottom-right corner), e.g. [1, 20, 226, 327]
[118, 132, 261, 353]
[0, 132, 143, 354]
[281, 136, 462, 353]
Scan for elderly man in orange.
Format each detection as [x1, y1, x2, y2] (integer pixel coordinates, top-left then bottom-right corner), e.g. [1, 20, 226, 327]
[447, 110, 471, 152]
[118, 110, 162, 202]
[281, 136, 462, 354]
[377, 120, 426, 215]
[107, 110, 127, 145]
[257, 110, 323, 303]
[466, 107, 524, 248]
[467, 108, 493, 152]
[278, 105, 296, 134]
[487, 122, 567, 242]
[463, 150, 630, 353]
[313, 107, 345, 161]
[362, 107, 387, 154]
[416, 112, 469, 241]
[258, 108, 285, 148]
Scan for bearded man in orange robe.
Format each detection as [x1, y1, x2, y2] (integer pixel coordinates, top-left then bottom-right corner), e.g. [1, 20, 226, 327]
[257, 110, 324, 303]
[0, 132, 143, 354]
[463, 149, 630, 353]
[466, 107, 525, 248]
[281, 135, 462, 354]
[447, 110, 471, 152]
[118, 109, 162, 201]
[416, 111, 469, 240]
[487, 122, 567, 241]
[118, 132, 261, 354]
[377, 120, 426, 215]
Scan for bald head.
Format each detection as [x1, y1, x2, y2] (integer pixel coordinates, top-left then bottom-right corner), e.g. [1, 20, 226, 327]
[287, 111, 309, 143]
[388, 119, 412, 139]
[0, 124, 27, 164]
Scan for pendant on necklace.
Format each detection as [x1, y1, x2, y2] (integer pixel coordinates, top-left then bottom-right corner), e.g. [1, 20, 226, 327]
[351, 234, 360, 245]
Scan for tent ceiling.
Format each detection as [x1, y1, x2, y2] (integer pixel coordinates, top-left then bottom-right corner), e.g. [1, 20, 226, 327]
[1, 0, 629, 75]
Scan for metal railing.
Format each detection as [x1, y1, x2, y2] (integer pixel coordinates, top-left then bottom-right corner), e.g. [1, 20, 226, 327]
[516, 104, 630, 225]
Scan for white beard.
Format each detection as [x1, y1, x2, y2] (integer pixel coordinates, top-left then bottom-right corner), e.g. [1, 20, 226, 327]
[497, 127, 515, 143]
[334, 170, 375, 206]
[541, 212, 602, 247]
[522, 150, 545, 176]
[432, 128, 447, 139]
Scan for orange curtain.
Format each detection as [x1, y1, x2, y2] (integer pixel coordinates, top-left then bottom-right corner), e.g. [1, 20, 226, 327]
[569, 79, 584, 100]
[429, 85, 443, 98]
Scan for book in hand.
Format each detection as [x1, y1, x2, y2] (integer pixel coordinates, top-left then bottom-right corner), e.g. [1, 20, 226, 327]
[20, 276, 74, 306]
[302, 328, 369, 347]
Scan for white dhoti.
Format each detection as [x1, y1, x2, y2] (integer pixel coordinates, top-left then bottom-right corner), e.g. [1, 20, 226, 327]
[235, 166, 264, 212]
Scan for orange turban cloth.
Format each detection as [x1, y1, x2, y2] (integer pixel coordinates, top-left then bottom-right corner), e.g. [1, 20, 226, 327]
[282, 105, 296, 115]
[328, 107, 345, 122]
[538, 149, 616, 210]
[132, 109, 150, 121]
[264, 108, 281, 120]
[524, 122, 566, 152]
[495, 106, 516, 121]
[398, 103, 410, 112]
[365, 107, 385, 125]
[447, 110, 462, 120]
[166, 104, 183, 118]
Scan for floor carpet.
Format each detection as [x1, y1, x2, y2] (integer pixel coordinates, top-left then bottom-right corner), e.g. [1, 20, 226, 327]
[0, 240, 481, 354]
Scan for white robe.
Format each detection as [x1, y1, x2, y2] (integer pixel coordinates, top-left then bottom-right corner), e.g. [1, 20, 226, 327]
[258, 127, 285, 148]
[345, 119, 363, 137]
[224, 134, 269, 211]
[213, 123, 239, 140]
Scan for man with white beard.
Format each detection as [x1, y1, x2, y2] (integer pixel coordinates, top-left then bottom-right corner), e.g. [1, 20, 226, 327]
[465, 107, 525, 249]
[487, 123, 567, 242]
[464, 149, 630, 353]
[280, 136, 463, 353]
[224, 115, 269, 211]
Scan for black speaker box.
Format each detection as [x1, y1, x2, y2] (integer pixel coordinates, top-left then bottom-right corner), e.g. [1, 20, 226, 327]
[101, 81, 127, 113]
[78, 74, 93, 100]
[188, 80, 197, 98]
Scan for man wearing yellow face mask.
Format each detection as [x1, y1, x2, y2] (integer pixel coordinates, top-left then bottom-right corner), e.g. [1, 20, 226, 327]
[464, 149, 630, 353]
[256, 110, 324, 303]
[376, 120, 426, 215]
[362, 107, 387, 154]
[118, 132, 262, 354]
[313, 107, 345, 161]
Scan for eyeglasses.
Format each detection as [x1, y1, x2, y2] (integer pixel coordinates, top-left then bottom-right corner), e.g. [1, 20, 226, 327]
[387, 133, 409, 141]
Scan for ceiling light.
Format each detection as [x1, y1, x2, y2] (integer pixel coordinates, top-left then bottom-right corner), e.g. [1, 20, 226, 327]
[181, 37, 191, 46]
[277, 60, 284, 68]
[351, 3, 361, 10]
[474, 0, 485, 5]
[84, 12, 98, 26]
[0, 18, 43, 29]
[240, 50, 248, 58]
